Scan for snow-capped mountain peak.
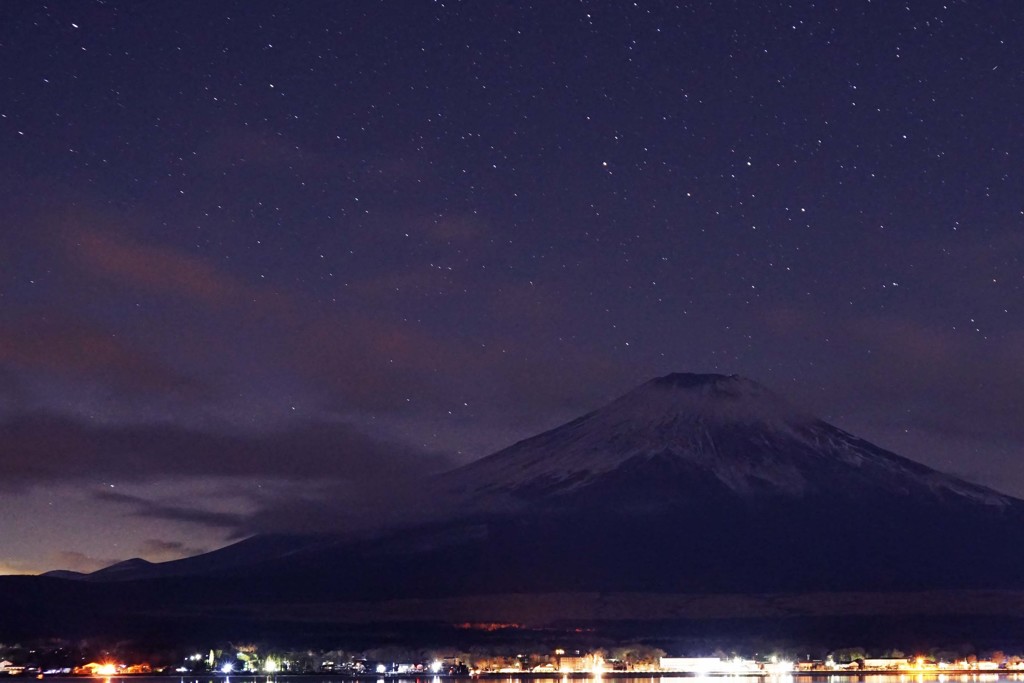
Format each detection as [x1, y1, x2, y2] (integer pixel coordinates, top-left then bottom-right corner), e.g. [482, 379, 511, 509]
[603, 372, 809, 427]
[445, 372, 1012, 509]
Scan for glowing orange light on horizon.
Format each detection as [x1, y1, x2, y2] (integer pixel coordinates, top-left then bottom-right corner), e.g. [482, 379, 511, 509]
[95, 664, 117, 677]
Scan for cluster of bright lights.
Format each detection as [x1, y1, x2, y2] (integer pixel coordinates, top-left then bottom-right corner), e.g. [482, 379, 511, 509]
[95, 664, 118, 677]
[764, 659, 794, 676]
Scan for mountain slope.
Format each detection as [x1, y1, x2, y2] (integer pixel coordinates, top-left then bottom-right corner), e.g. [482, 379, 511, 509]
[446, 373, 1009, 508]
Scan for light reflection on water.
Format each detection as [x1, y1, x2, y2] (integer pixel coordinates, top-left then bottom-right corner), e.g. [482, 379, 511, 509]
[36, 675, 1024, 683]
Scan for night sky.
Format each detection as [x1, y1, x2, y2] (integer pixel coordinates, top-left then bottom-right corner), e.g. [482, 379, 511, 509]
[2, 1, 1022, 575]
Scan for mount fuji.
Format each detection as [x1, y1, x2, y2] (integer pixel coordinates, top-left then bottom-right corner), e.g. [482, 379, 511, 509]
[5, 372, 1024, 644]
[444, 372, 1009, 509]
[365, 372, 1022, 597]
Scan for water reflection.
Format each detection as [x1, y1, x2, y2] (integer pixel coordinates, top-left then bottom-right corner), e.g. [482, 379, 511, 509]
[34, 676, 1024, 683]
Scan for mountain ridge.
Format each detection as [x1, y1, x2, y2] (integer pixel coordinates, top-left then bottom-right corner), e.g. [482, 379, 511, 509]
[444, 372, 1012, 509]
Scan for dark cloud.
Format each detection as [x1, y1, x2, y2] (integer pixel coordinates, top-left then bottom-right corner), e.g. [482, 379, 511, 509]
[0, 412, 457, 540]
[93, 464, 446, 540]
[0, 412, 453, 489]
[96, 491, 248, 533]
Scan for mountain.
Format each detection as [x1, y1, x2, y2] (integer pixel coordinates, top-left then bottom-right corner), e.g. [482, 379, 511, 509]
[5, 372, 1024, 645]
[445, 372, 1009, 508]
[40, 533, 334, 582]
[370, 372, 1022, 597]
[41, 559, 154, 581]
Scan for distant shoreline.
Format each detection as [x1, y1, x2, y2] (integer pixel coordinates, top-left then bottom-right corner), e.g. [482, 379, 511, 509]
[14, 671, 1022, 680]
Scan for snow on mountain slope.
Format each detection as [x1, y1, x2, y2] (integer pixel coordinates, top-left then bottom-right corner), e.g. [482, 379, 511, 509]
[446, 373, 1012, 507]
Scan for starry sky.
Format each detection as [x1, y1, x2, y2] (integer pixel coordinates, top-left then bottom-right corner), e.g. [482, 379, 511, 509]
[2, 0, 1022, 574]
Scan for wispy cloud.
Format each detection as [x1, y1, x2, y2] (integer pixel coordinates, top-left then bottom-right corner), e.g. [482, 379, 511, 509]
[70, 229, 246, 306]
[139, 538, 208, 560]
[96, 490, 248, 532]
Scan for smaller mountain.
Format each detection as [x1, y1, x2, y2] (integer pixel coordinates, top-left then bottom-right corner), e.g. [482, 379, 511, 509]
[40, 569, 88, 580]
[41, 559, 155, 582]
[86, 558, 154, 581]
[37, 533, 336, 582]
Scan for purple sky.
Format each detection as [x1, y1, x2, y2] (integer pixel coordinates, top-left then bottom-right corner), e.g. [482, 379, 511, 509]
[1, 0, 1022, 574]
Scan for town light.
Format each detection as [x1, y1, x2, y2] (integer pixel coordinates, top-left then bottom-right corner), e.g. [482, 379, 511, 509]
[431, 661, 443, 674]
[96, 664, 117, 677]
[221, 663, 233, 674]
[764, 659, 793, 676]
